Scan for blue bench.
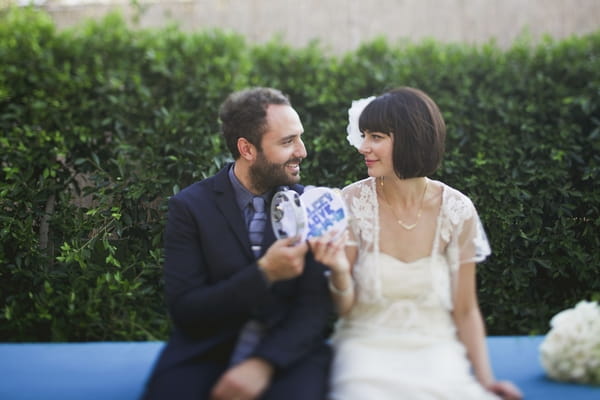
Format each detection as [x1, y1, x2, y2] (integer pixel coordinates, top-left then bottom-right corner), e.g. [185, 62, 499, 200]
[0, 336, 598, 399]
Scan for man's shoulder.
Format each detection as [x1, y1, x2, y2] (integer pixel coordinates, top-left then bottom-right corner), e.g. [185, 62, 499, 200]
[173, 177, 212, 200]
[171, 165, 230, 202]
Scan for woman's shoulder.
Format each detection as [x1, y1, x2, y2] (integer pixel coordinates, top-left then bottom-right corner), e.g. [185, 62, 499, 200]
[437, 181, 472, 201]
[436, 180, 477, 218]
[342, 176, 374, 194]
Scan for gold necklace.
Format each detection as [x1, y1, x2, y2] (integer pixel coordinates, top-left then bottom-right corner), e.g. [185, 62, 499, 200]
[380, 177, 429, 230]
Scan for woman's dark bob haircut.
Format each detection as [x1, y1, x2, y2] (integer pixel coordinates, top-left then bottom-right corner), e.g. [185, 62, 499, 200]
[359, 87, 446, 179]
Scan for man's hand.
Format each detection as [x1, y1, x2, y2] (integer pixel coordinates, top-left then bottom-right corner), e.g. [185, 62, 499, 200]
[209, 358, 274, 400]
[258, 236, 308, 283]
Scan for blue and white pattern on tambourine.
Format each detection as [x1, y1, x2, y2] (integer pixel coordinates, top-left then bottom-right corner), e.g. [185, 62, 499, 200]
[270, 186, 348, 242]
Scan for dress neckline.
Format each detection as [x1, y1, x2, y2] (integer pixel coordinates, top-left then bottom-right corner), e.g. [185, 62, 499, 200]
[378, 251, 434, 265]
[373, 177, 447, 264]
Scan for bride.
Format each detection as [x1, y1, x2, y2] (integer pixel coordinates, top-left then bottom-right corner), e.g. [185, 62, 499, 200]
[309, 87, 522, 400]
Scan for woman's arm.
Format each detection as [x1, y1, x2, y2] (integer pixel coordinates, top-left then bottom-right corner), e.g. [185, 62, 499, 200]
[453, 262, 523, 400]
[328, 244, 358, 315]
[452, 262, 495, 385]
[309, 232, 358, 315]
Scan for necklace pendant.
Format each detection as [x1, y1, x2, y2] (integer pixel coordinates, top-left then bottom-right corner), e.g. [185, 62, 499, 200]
[397, 220, 417, 230]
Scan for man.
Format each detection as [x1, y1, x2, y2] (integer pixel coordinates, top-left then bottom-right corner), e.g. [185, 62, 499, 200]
[142, 87, 333, 400]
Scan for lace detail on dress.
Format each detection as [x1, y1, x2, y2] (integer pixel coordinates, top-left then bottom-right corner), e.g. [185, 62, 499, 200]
[343, 178, 383, 304]
[331, 180, 497, 400]
[345, 179, 377, 247]
[437, 185, 491, 271]
[433, 185, 491, 309]
[342, 179, 491, 310]
[472, 218, 492, 262]
[440, 192, 470, 242]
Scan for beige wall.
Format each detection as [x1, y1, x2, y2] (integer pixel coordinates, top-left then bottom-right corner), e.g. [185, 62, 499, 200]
[40, 0, 600, 52]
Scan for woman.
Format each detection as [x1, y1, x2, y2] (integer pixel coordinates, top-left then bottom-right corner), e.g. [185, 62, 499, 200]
[310, 87, 522, 399]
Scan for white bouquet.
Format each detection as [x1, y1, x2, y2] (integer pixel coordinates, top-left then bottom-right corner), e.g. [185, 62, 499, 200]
[539, 300, 600, 385]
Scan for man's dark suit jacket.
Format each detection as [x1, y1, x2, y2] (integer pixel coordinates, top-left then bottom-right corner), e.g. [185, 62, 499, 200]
[148, 164, 333, 384]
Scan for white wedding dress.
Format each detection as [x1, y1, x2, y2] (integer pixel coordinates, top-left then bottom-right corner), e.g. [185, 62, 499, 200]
[328, 177, 499, 400]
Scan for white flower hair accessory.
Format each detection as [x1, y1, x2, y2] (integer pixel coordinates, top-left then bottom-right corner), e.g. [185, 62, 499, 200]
[539, 300, 600, 385]
[346, 96, 376, 149]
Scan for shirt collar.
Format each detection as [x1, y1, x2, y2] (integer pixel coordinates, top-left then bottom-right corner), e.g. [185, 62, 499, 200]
[228, 163, 272, 211]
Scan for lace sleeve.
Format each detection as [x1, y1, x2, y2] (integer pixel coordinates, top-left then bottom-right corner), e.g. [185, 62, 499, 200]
[342, 189, 359, 248]
[458, 208, 491, 265]
[342, 178, 383, 304]
[441, 186, 491, 269]
[436, 185, 491, 310]
[342, 187, 359, 247]
[341, 178, 377, 253]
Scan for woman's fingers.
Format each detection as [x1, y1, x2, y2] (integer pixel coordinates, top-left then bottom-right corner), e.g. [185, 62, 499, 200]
[308, 230, 350, 273]
[309, 231, 344, 255]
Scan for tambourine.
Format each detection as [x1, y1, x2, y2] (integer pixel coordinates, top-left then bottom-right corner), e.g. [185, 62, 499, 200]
[270, 186, 348, 242]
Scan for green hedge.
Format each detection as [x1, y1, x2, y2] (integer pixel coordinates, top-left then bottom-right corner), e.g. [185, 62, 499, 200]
[1, 7, 599, 341]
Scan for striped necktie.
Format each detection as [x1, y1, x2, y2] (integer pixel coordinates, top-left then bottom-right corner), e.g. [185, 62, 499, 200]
[249, 197, 266, 257]
[229, 196, 268, 365]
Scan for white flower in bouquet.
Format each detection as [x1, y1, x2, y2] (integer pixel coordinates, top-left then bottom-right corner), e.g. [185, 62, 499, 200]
[346, 96, 375, 149]
[540, 300, 600, 385]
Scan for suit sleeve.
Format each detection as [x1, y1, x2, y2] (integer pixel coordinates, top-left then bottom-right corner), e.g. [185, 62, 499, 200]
[252, 254, 334, 369]
[163, 195, 271, 337]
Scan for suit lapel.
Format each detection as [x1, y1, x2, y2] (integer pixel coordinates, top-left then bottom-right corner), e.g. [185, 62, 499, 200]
[211, 168, 305, 259]
[212, 165, 253, 259]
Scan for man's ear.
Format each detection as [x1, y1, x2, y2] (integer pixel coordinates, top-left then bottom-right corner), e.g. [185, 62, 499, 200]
[237, 137, 257, 161]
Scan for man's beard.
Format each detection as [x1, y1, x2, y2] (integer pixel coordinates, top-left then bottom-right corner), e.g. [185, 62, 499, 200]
[249, 151, 302, 193]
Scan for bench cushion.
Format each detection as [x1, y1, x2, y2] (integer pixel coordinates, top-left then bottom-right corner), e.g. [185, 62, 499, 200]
[0, 336, 598, 399]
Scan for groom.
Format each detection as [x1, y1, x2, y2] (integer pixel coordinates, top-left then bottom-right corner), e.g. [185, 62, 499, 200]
[142, 87, 333, 400]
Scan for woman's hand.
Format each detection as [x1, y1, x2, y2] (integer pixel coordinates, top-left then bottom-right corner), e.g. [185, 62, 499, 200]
[309, 230, 355, 314]
[486, 380, 523, 400]
[308, 231, 350, 274]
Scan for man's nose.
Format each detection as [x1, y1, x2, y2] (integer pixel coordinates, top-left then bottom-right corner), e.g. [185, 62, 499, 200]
[295, 138, 307, 158]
